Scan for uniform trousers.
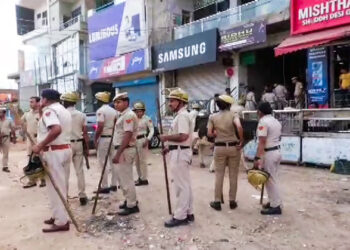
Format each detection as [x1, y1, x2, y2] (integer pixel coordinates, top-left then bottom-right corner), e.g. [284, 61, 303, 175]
[135, 138, 148, 180]
[97, 137, 118, 188]
[214, 146, 240, 202]
[168, 148, 193, 220]
[68, 141, 87, 198]
[0, 137, 10, 168]
[43, 148, 71, 226]
[115, 147, 137, 207]
[263, 150, 282, 207]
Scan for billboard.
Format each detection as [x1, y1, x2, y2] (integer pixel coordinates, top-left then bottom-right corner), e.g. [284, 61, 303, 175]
[88, 0, 147, 61]
[152, 29, 218, 72]
[89, 49, 149, 80]
[291, 0, 350, 35]
[219, 21, 266, 51]
[307, 47, 329, 108]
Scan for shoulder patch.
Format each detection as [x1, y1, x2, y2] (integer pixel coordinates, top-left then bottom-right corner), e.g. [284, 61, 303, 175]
[258, 126, 265, 131]
[126, 119, 132, 124]
[45, 111, 51, 117]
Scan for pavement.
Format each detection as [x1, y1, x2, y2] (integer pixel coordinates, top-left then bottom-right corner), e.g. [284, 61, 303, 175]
[0, 142, 349, 250]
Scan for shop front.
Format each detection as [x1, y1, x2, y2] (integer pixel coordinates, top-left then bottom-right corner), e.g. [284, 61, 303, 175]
[87, 0, 157, 115]
[152, 29, 220, 101]
[275, 0, 350, 108]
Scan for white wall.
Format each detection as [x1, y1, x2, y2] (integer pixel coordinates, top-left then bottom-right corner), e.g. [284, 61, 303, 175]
[34, 1, 48, 29]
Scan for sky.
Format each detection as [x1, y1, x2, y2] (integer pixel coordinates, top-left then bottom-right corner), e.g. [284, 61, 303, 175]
[0, 1, 22, 89]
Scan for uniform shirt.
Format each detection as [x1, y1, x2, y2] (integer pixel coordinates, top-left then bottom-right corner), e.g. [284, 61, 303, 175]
[96, 104, 117, 136]
[21, 109, 40, 136]
[168, 106, 192, 146]
[245, 91, 256, 111]
[137, 114, 154, 141]
[261, 92, 277, 104]
[208, 110, 239, 143]
[294, 81, 303, 97]
[0, 118, 14, 136]
[256, 114, 282, 148]
[340, 73, 350, 89]
[113, 107, 137, 146]
[274, 85, 288, 99]
[188, 110, 199, 131]
[230, 104, 245, 119]
[67, 106, 87, 140]
[37, 102, 72, 145]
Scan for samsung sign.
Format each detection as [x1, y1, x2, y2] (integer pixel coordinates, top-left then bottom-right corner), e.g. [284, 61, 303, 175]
[152, 29, 218, 71]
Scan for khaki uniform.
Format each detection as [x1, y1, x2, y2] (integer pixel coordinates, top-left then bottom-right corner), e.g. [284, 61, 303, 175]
[167, 106, 193, 220]
[21, 110, 40, 155]
[96, 104, 118, 188]
[67, 106, 87, 199]
[38, 102, 72, 226]
[245, 91, 256, 111]
[257, 114, 282, 208]
[273, 85, 288, 110]
[135, 115, 154, 181]
[113, 107, 138, 208]
[0, 118, 13, 168]
[261, 92, 277, 110]
[294, 81, 304, 109]
[208, 110, 241, 202]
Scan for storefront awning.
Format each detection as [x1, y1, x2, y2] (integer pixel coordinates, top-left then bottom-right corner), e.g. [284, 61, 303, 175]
[274, 26, 350, 57]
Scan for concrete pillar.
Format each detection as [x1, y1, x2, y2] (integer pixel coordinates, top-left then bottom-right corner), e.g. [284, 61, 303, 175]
[230, 52, 240, 101]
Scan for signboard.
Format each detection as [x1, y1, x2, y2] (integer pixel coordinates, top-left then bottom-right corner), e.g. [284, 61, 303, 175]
[88, 0, 147, 61]
[219, 21, 266, 51]
[291, 0, 350, 35]
[89, 49, 149, 80]
[307, 47, 329, 108]
[152, 29, 218, 71]
[244, 136, 301, 163]
[303, 137, 350, 165]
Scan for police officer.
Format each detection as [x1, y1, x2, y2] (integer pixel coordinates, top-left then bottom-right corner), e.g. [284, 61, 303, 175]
[94, 91, 118, 194]
[254, 102, 283, 215]
[22, 96, 46, 188]
[207, 94, 244, 211]
[133, 102, 154, 186]
[0, 106, 16, 173]
[112, 92, 139, 216]
[160, 88, 194, 228]
[32, 89, 72, 233]
[273, 83, 288, 110]
[292, 77, 304, 109]
[61, 92, 89, 206]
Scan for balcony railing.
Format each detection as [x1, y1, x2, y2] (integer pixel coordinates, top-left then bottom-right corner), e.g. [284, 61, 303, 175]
[59, 15, 86, 31]
[174, 0, 289, 39]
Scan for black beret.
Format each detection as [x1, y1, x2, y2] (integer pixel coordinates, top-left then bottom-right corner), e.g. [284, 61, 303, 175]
[41, 89, 60, 101]
[257, 102, 273, 115]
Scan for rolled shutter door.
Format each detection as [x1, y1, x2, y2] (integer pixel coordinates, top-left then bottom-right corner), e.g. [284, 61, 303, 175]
[177, 61, 227, 100]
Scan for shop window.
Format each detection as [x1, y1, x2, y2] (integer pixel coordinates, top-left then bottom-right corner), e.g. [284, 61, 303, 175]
[37, 13, 41, 19]
[193, 0, 230, 21]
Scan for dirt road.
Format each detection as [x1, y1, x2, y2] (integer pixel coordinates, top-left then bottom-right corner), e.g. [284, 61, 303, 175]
[0, 142, 349, 250]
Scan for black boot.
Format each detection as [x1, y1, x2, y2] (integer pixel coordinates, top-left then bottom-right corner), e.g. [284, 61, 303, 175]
[164, 217, 188, 228]
[210, 201, 222, 211]
[93, 187, 110, 194]
[261, 206, 282, 215]
[118, 205, 140, 216]
[39, 179, 46, 188]
[80, 197, 88, 206]
[2, 167, 10, 173]
[187, 214, 195, 222]
[229, 201, 238, 209]
[262, 202, 271, 209]
[109, 186, 117, 192]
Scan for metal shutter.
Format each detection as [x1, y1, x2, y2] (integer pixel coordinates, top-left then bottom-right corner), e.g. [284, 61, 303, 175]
[176, 61, 227, 100]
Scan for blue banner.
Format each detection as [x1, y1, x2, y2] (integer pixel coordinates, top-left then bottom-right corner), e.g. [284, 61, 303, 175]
[307, 47, 329, 108]
[88, 0, 147, 61]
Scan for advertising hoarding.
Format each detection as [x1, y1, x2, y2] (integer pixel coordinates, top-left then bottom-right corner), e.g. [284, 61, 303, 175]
[291, 0, 350, 35]
[88, 0, 147, 61]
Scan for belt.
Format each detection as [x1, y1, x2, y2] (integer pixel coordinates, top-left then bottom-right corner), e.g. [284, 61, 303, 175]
[215, 141, 239, 147]
[70, 139, 83, 143]
[101, 135, 112, 138]
[114, 145, 134, 150]
[1, 135, 9, 138]
[43, 144, 70, 152]
[136, 134, 147, 140]
[264, 145, 280, 152]
[168, 145, 190, 151]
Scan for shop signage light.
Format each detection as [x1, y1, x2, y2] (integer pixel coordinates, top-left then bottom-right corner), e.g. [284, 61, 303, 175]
[291, 0, 350, 35]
